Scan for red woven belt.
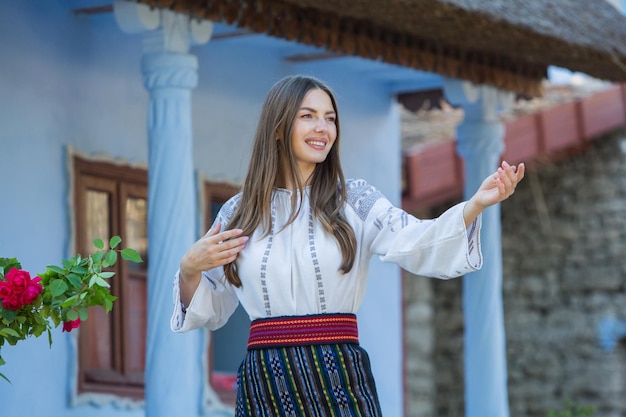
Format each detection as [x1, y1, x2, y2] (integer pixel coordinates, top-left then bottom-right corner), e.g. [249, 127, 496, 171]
[247, 313, 359, 349]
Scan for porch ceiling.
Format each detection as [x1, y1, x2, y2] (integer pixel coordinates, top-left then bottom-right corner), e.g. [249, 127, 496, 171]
[135, 0, 626, 96]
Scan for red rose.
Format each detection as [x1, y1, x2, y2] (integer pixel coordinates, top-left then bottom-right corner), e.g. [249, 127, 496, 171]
[62, 318, 81, 332]
[1, 293, 23, 310]
[20, 276, 43, 306]
[0, 281, 11, 299]
[5, 268, 31, 292]
[0, 269, 44, 310]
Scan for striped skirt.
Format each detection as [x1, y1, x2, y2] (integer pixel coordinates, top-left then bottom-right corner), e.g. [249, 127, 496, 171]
[235, 314, 383, 417]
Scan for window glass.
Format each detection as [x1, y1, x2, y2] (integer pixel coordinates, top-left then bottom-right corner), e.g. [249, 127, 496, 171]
[125, 197, 147, 271]
[86, 190, 111, 251]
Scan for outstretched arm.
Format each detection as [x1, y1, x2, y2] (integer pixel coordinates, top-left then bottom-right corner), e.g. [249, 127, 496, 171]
[463, 160, 525, 227]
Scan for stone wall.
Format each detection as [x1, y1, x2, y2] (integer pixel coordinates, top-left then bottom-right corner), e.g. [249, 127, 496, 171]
[404, 130, 626, 417]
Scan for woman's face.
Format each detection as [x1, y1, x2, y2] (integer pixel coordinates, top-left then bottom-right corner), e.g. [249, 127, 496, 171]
[290, 88, 337, 182]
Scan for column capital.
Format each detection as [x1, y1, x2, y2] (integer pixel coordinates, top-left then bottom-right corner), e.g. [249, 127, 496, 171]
[113, 0, 213, 54]
[141, 53, 199, 91]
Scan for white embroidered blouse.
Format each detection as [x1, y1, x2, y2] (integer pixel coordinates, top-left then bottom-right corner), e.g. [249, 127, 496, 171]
[171, 179, 482, 333]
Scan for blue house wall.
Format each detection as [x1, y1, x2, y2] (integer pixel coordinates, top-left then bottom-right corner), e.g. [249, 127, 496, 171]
[0, 1, 403, 416]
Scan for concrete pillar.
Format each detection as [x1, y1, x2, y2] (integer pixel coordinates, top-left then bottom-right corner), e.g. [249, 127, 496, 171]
[443, 79, 514, 417]
[113, 2, 212, 416]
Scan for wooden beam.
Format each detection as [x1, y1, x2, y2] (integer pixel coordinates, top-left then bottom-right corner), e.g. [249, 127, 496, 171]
[283, 51, 345, 63]
[73, 4, 114, 15]
[212, 29, 254, 40]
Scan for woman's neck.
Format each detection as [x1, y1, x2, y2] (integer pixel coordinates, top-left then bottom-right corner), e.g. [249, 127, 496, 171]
[275, 166, 314, 191]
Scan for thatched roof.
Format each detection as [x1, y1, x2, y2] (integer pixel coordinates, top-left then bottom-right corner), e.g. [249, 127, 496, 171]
[136, 0, 626, 96]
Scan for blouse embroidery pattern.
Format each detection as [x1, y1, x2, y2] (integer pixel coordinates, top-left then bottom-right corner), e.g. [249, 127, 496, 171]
[259, 198, 277, 316]
[307, 207, 326, 312]
[346, 179, 384, 222]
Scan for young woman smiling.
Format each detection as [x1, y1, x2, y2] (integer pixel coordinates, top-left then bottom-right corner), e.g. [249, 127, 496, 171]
[171, 75, 525, 416]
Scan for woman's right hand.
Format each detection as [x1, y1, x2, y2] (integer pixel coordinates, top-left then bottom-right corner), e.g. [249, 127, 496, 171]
[179, 222, 248, 282]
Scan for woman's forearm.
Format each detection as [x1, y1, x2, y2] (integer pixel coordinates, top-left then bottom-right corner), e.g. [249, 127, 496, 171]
[178, 265, 202, 308]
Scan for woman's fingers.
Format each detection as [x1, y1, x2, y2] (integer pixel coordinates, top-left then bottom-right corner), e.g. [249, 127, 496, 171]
[205, 222, 221, 237]
[182, 226, 248, 272]
[211, 234, 248, 259]
[199, 228, 248, 266]
[496, 161, 525, 198]
[516, 162, 526, 181]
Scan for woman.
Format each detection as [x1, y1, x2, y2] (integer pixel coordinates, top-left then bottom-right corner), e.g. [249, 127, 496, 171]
[171, 75, 525, 416]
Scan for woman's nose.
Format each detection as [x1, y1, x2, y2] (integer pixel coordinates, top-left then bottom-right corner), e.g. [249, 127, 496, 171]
[315, 118, 328, 132]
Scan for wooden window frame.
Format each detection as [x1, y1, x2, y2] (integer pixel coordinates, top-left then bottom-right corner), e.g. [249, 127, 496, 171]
[73, 156, 148, 399]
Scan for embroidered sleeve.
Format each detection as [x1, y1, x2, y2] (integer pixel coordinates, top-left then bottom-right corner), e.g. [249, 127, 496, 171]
[170, 194, 242, 332]
[171, 269, 239, 332]
[346, 179, 482, 279]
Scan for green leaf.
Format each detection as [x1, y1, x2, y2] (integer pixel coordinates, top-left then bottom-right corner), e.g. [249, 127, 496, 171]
[88, 274, 98, 288]
[0, 328, 20, 338]
[93, 238, 104, 250]
[60, 295, 79, 308]
[90, 252, 103, 263]
[50, 310, 61, 327]
[66, 273, 83, 289]
[1, 310, 16, 322]
[110, 235, 122, 249]
[32, 324, 47, 338]
[49, 279, 69, 297]
[48, 265, 66, 275]
[0, 258, 21, 274]
[0, 372, 10, 384]
[77, 308, 89, 321]
[70, 265, 87, 275]
[98, 271, 115, 279]
[121, 248, 143, 263]
[65, 310, 79, 321]
[94, 276, 111, 288]
[104, 251, 118, 267]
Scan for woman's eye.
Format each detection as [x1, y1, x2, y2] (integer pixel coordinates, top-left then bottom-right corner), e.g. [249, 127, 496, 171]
[301, 113, 312, 119]
[326, 117, 336, 123]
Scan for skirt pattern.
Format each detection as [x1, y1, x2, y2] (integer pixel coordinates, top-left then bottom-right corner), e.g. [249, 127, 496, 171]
[235, 343, 383, 417]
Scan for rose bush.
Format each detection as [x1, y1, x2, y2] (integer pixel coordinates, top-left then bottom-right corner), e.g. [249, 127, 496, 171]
[0, 236, 142, 382]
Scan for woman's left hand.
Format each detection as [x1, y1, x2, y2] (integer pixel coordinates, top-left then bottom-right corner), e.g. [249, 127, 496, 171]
[475, 160, 525, 207]
[463, 160, 525, 226]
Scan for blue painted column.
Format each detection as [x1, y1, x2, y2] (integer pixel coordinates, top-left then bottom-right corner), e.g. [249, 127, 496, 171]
[444, 80, 513, 417]
[114, 3, 213, 416]
[141, 51, 200, 417]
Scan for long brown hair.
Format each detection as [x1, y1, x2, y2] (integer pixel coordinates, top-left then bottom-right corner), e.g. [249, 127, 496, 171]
[224, 75, 357, 287]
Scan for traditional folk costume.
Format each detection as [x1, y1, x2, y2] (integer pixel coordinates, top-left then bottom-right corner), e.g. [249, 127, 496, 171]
[171, 179, 483, 416]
